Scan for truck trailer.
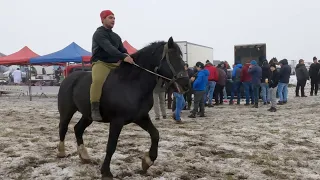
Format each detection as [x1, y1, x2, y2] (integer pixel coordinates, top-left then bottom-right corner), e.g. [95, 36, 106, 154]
[176, 41, 213, 67]
[234, 43, 266, 65]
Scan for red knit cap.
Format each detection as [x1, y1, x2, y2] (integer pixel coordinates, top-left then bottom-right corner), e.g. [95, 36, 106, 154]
[100, 10, 114, 22]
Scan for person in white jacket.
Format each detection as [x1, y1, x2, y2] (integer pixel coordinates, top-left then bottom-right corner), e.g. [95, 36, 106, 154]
[12, 68, 22, 84]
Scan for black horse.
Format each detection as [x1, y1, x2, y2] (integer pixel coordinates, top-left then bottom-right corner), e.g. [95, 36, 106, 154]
[57, 37, 190, 180]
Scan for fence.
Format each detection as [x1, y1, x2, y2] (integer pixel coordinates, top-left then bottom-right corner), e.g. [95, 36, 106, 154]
[0, 85, 60, 99]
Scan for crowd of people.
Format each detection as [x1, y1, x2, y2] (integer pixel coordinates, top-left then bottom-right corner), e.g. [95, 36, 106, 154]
[153, 56, 320, 123]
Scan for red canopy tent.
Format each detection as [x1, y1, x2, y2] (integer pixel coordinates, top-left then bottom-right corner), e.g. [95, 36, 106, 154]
[123, 40, 137, 54]
[0, 46, 39, 65]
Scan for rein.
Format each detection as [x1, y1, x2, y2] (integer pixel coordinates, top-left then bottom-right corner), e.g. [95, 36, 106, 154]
[131, 43, 186, 93]
[132, 62, 171, 81]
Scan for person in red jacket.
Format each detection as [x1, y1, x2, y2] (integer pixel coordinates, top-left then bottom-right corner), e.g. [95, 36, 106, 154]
[241, 60, 254, 105]
[204, 60, 219, 107]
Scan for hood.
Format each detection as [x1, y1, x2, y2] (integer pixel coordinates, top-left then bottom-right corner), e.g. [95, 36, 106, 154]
[280, 59, 288, 65]
[204, 63, 213, 67]
[217, 62, 226, 69]
[235, 64, 243, 69]
[296, 63, 305, 68]
[200, 69, 210, 76]
[262, 60, 268, 66]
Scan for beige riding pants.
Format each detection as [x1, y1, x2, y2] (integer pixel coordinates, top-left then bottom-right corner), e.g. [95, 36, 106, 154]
[90, 60, 119, 103]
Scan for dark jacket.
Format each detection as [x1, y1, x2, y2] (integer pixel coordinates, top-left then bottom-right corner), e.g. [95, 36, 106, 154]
[186, 68, 194, 78]
[261, 61, 271, 83]
[240, 63, 252, 82]
[217, 68, 227, 86]
[295, 64, 309, 81]
[279, 59, 291, 83]
[90, 26, 128, 63]
[309, 63, 320, 79]
[269, 70, 279, 88]
[204, 63, 219, 81]
[248, 65, 262, 85]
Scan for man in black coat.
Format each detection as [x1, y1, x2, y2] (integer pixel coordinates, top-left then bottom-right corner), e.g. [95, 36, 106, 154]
[278, 59, 291, 105]
[295, 59, 309, 97]
[309, 56, 320, 96]
[268, 63, 279, 112]
[183, 63, 194, 110]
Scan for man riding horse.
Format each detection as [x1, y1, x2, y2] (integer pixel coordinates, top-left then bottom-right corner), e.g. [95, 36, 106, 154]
[90, 10, 134, 121]
[57, 9, 190, 180]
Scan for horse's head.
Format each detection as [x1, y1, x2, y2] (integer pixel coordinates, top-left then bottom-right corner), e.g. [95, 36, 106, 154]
[156, 37, 190, 93]
[269, 57, 278, 65]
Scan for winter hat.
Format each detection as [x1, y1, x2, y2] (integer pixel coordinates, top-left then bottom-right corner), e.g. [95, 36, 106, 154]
[195, 62, 204, 69]
[250, 60, 257, 65]
[299, 59, 304, 64]
[100, 10, 114, 22]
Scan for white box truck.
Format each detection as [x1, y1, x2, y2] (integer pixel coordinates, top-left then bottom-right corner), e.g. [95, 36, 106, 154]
[176, 41, 213, 67]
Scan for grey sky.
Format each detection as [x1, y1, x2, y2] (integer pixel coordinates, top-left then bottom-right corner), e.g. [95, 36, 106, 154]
[0, 0, 319, 64]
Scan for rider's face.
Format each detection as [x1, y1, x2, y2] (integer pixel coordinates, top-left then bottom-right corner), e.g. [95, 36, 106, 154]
[103, 15, 115, 29]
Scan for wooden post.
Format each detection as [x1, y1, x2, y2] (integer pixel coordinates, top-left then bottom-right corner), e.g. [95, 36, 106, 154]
[29, 64, 32, 101]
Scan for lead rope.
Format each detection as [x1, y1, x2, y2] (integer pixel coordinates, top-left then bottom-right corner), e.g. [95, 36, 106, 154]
[132, 62, 184, 93]
[132, 62, 172, 81]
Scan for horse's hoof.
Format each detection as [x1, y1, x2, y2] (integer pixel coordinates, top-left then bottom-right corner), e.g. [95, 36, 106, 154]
[57, 141, 66, 158]
[141, 152, 153, 172]
[77, 144, 91, 163]
[57, 151, 67, 158]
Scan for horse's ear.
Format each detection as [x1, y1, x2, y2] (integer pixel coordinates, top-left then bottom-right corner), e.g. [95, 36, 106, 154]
[167, 36, 174, 49]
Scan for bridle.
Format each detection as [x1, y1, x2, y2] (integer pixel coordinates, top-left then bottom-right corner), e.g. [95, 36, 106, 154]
[132, 43, 189, 93]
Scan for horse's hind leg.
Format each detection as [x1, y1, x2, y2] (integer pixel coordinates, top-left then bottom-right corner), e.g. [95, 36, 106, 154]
[74, 116, 93, 163]
[57, 109, 77, 158]
[135, 115, 159, 172]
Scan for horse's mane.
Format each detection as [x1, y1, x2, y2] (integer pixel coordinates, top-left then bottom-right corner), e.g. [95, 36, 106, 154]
[115, 40, 181, 80]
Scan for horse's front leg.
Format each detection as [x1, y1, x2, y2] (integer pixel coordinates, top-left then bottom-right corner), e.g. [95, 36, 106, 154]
[101, 120, 124, 180]
[135, 115, 160, 172]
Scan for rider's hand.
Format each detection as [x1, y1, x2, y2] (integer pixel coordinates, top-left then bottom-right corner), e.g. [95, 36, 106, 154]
[124, 56, 134, 64]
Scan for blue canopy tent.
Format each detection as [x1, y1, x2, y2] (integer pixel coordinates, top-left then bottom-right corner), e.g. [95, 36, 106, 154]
[30, 42, 91, 64]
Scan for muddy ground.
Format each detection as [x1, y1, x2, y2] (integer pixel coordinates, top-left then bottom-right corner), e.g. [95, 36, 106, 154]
[0, 87, 319, 180]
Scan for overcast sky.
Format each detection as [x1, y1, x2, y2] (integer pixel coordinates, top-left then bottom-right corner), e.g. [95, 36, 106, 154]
[0, 0, 319, 64]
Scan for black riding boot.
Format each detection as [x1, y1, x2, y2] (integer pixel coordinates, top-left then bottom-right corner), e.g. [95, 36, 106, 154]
[91, 102, 102, 121]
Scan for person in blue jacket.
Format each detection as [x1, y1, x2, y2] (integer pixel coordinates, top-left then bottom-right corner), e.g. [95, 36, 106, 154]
[229, 63, 243, 105]
[188, 62, 209, 118]
[248, 60, 262, 108]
